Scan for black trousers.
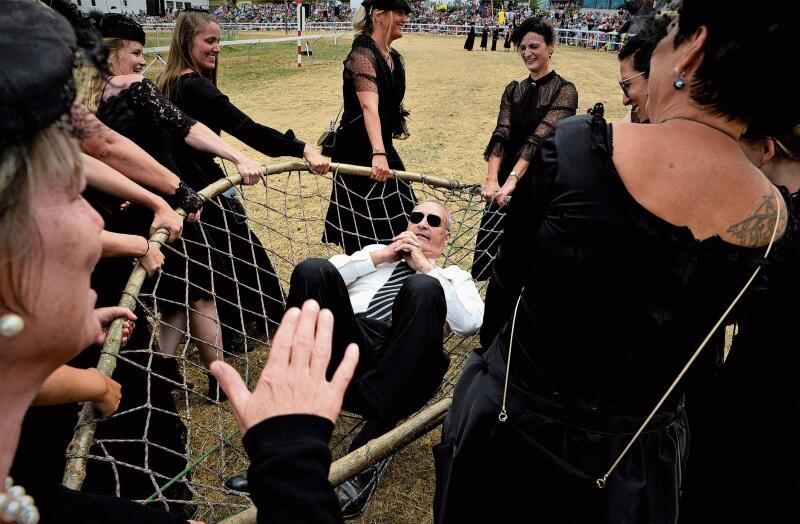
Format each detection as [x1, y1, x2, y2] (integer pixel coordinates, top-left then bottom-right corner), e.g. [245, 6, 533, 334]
[287, 258, 450, 422]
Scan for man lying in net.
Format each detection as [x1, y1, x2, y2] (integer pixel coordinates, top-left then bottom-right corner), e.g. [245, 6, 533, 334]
[225, 199, 484, 518]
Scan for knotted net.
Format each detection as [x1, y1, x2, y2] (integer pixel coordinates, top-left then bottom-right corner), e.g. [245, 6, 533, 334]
[63, 161, 506, 522]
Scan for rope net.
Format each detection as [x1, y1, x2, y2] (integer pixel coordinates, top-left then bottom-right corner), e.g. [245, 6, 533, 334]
[64, 162, 505, 522]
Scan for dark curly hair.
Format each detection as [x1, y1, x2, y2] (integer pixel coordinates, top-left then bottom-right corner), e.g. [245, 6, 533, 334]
[618, 16, 669, 78]
[511, 17, 554, 46]
[674, 0, 799, 136]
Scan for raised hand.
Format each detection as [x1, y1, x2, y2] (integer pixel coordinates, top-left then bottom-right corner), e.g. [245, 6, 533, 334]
[210, 300, 359, 434]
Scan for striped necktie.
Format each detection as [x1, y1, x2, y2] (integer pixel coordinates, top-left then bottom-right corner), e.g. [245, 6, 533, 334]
[364, 261, 416, 322]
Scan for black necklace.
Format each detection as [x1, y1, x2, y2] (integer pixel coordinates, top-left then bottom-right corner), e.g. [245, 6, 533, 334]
[659, 115, 739, 141]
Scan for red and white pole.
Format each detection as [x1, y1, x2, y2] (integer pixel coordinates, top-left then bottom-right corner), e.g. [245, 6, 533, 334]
[296, 0, 302, 67]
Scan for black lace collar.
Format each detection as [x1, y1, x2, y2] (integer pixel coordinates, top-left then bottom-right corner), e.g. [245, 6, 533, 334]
[525, 69, 557, 88]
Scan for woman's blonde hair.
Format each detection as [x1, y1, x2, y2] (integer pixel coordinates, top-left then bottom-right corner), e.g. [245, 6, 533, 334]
[76, 37, 128, 113]
[0, 118, 82, 314]
[353, 6, 396, 50]
[158, 10, 219, 101]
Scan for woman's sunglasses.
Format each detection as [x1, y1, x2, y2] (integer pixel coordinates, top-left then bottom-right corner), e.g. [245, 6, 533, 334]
[409, 211, 443, 228]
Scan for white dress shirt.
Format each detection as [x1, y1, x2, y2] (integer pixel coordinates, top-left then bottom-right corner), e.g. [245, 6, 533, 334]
[329, 244, 484, 337]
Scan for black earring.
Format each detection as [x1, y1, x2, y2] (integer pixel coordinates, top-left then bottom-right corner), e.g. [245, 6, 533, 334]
[673, 73, 686, 90]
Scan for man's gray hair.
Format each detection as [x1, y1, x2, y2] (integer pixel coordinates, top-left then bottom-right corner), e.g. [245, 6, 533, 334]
[416, 198, 452, 231]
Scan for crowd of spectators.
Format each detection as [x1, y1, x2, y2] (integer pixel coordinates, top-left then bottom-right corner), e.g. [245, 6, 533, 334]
[133, 2, 631, 36]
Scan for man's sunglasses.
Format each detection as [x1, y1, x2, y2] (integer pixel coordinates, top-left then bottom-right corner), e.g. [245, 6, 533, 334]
[409, 211, 443, 228]
[618, 71, 645, 98]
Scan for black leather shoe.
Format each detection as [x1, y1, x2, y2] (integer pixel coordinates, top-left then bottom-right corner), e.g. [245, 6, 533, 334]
[335, 456, 392, 519]
[224, 470, 249, 492]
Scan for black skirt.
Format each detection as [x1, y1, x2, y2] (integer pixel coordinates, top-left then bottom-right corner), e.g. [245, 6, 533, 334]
[323, 124, 417, 255]
[434, 349, 687, 524]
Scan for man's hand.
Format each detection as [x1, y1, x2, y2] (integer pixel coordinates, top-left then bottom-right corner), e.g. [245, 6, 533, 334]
[396, 241, 435, 273]
[94, 307, 137, 346]
[210, 300, 358, 434]
[370, 231, 421, 266]
[150, 199, 184, 242]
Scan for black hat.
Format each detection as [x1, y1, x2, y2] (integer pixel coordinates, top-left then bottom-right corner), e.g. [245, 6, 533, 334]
[88, 12, 146, 45]
[362, 0, 411, 15]
[0, 0, 77, 145]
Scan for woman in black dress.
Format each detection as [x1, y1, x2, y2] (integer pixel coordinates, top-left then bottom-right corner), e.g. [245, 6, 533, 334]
[85, 13, 264, 371]
[503, 26, 512, 51]
[479, 25, 488, 50]
[471, 17, 578, 280]
[157, 10, 329, 342]
[322, 0, 417, 255]
[435, 3, 798, 522]
[464, 23, 476, 50]
[679, 125, 800, 522]
[76, 13, 264, 510]
[491, 26, 499, 51]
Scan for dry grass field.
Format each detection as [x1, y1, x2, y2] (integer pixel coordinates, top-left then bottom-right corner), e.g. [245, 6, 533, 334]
[133, 32, 626, 523]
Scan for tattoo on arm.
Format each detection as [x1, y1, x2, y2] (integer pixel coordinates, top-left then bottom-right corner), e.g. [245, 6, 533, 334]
[726, 190, 786, 247]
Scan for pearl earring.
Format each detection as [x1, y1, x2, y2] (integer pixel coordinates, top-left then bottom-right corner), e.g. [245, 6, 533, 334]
[0, 313, 25, 337]
[674, 71, 686, 90]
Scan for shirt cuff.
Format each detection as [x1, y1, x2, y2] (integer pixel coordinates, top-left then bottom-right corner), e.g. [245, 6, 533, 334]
[351, 250, 378, 277]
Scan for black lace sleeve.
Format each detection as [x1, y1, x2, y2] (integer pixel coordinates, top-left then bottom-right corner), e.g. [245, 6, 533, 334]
[344, 46, 379, 94]
[516, 81, 578, 162]
[484, 81, 517, 160]
[127, 78, 196, 138]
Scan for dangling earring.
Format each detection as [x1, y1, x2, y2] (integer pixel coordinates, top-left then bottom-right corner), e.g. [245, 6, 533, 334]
[674, 71, 686, 90]
[0, 313, 25, 338]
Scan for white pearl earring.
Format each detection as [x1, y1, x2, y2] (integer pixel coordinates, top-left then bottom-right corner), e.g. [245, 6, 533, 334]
[0, 313, 25, 337]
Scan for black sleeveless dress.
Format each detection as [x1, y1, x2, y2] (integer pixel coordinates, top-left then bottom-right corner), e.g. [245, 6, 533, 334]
[323, 34, 417, 255]
[471, 71, 578, 280]
[435, 111, 790, 523]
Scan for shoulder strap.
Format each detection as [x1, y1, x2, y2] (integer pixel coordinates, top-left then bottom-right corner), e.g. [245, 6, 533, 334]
[596, 188, 783, 489]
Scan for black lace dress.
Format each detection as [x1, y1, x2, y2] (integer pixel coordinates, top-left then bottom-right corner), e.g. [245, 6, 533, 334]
[471, 71, 578, 280]
[323, 34, 417, 255]
[479, 27, 488, 49]
[85, 78, 195, 514]
[96, 78, 214, 306]
[435, 113, 790, 523]
[170, 72, 306, 336]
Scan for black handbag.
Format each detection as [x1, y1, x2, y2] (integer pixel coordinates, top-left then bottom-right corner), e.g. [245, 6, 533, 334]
[318, 105, 343, 157]
[317, 105, 363, 157]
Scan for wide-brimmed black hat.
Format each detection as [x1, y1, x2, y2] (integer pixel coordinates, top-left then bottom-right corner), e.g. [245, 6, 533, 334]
[88, 12, 146, 45]
[362, 0, 411, 15]
[0, 0, 77, 145]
